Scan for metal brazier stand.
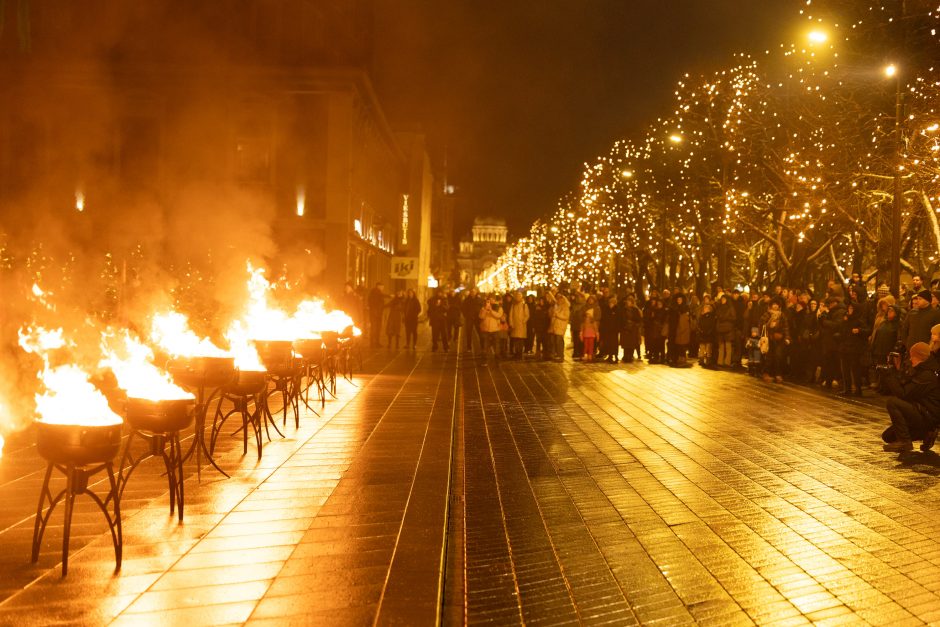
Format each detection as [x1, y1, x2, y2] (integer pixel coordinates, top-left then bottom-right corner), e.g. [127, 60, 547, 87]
[31, 422, 123, 577]
[118, 398, 196, 523]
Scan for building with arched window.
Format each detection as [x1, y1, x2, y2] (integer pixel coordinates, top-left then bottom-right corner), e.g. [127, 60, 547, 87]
[456, 217, 508, 288]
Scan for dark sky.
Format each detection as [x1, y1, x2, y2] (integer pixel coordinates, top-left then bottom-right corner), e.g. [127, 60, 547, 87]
[373, 1, 802, 236]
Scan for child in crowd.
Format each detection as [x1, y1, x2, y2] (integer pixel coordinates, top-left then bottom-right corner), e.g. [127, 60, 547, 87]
[581, 311, 599, 362]
[745, 326, 762, 377]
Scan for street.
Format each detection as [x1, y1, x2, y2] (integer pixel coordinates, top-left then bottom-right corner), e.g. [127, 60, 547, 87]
[2, 346, 939, 624]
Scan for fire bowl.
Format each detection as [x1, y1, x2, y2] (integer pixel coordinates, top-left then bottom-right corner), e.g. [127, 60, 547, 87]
[292, 338, 324, 360]
[126, 397, 195, 433]
[36, 422, 123, 466]
[254, 340, 294, 370]
[224, 370, 267, 396]
[168, 356, 236, 389]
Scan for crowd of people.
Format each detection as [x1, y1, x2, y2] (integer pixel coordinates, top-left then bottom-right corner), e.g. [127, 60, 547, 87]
[343, 274, 940, 453]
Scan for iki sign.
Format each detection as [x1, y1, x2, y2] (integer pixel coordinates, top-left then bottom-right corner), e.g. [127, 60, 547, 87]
[391, 257, 418, 280]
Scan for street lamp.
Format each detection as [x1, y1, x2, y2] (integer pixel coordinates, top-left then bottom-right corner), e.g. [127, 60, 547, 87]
[807, 30, 828, 44]
[887, 62, 903, 298]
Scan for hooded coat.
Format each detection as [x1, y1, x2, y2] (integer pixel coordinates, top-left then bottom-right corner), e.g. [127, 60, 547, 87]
[508, 293, 530, 339]
[550, 294, 570, 336]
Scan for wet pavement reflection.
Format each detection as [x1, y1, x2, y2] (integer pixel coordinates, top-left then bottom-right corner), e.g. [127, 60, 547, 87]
[449, 358, 940, 625]
[5, 346, 940, 624]
[0, 347, 457, 625]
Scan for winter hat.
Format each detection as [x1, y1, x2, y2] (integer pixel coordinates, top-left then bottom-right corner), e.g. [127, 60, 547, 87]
[910, 342, 931, 361]
[916, 289, 932, 302]
[876, 285, 891, 299]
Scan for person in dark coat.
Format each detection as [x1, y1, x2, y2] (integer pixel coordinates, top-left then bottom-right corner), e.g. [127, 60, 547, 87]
[715, 294, 737, 367]
[900, 290, 940, 354]
[696, 301, 717, 367]
[817, 297, 846, 388]
[882, 342, 940, 452]
[531, 296, 551, 359]
[427, 294, 449, 352]
[461, 289, 483, 351]
[599, 295, 620, 363]
[667, 293, 692, 367]
[759, 300, 790, 383]
[788, 301, 811, 382]
[643, 297, 665, 364]
[838, 301, 870, 396]
[803, 299, 822, 382]
[619, 295, 643, 362]
[385, 291, 403, 349]
[402, 289, 421, 350]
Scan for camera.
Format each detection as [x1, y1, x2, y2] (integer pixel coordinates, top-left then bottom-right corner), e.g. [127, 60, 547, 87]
[875, 352, 900, 373]
[875, 352, 902, 395]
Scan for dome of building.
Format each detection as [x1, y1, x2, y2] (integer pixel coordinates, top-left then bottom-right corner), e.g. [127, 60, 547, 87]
[472, 216, 507, 227]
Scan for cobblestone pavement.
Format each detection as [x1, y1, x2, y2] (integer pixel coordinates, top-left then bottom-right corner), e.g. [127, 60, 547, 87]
[448, 357, 940, 626]
[0, 345, 457, 626]
[5, 342, 940, 625]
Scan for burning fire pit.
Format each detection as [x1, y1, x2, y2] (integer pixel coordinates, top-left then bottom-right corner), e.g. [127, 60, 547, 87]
[36, 421, 123, 467]
[22, 327, 125, 577]
[166, 356, 236, 479]
[211, 369, 266, 461]
[293, 338, 327, 411]
[254, 340, 301, 429]
[118, 397, 196, 523]
[167, 356, 237, 390]
[32, 420, 124, 576]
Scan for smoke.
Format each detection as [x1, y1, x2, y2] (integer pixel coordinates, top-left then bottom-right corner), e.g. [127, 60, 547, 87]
[0, 2, 333, 440]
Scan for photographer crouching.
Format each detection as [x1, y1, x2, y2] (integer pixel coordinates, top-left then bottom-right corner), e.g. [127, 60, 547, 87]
[880, 342, 940, 453]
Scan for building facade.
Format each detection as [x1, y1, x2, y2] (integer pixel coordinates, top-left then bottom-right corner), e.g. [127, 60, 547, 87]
[456, 217, 508, 289]
[0, 1, 439, 301]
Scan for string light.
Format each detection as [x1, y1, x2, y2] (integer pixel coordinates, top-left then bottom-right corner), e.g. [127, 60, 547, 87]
[480, 1, 940, 292]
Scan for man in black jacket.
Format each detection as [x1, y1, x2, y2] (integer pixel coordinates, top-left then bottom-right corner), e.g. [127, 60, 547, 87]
[900, 290, 940, 352]
[461, 289, 483, 352]
[882, 342, 940, 452]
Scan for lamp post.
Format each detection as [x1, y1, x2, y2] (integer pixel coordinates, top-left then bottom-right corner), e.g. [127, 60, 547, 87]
[887, 63, 903, 298]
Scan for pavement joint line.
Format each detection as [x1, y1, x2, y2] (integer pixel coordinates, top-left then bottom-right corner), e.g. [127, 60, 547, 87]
[373, 345, 456, 625]
[466, 358, 526, 624]
[508, 362, 682, 623]
[488, 362, 620, 622]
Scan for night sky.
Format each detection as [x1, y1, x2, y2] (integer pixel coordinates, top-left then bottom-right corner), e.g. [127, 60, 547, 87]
[374, 0, 802, 236]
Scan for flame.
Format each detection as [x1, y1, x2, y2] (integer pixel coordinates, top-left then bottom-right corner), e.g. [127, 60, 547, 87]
[75, 190, 85, 212]
[150, 311, 229, 357]
[19, 325, 122, 427]
[100, 330, 195, 401]
[230, 262, 356, 342]
[224, 322, 267, 372]
[19, 325, 67, 355]
[294, 299, 355, 336]
[33, 365, 123, 426]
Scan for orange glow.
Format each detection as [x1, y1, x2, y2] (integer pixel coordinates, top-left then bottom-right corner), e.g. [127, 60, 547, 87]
[150, 311, 229, 357]
[224, 321, 267, 372]
[229, 262, 356, 342]
[19, 326, 122, 427]
[99, 330, 195, 401]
